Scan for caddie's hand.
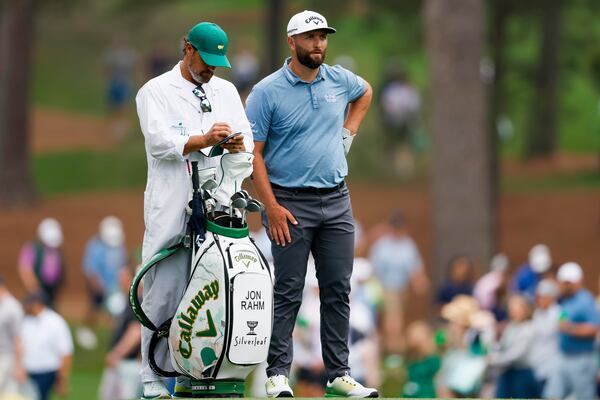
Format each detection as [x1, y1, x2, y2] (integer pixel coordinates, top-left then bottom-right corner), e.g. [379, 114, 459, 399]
[205, 122, 232, 146]
[221, 133, 245, 153]
[266, 203, 297, 246]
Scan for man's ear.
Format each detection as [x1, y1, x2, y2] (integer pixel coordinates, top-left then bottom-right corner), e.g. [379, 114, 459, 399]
[287, 36, 295, 51]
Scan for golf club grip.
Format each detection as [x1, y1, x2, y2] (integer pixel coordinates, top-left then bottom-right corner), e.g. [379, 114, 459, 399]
[191, 161, 199, 192]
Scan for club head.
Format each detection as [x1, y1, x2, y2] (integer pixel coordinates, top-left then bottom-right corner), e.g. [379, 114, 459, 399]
[245, 199, 264, 212]
[201, 189, 212, 201]
[231, 197, 248, 209]
[201, 179, 218, 192]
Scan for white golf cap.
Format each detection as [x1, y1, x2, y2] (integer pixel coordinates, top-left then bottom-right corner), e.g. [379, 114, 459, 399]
[99, 216, 124, 247]
[38, 218, 63, 248]
[557, 262, 583, 283]
[287, 10, 336, 37]
[490, 253, 509, 272]
[536, 278, 559, 298]
[529, 244, 552, 273]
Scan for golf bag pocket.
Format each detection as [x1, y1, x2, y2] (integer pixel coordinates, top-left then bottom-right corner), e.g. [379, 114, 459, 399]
[228, 271, 273, 365]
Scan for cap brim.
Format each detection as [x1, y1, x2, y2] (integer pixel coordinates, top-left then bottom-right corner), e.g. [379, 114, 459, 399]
[199, 51, 231, 68]
[289, 27, 336, 37]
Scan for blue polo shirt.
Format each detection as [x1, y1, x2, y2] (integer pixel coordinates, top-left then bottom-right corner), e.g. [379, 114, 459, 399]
[558, 289, 600, 354]
[245, 58, 365, 188]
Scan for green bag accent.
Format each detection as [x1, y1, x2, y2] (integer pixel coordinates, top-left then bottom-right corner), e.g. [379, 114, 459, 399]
[205, 219, 248, 238]
[189, 379, 245, 396]
[129, 244, 183, 331]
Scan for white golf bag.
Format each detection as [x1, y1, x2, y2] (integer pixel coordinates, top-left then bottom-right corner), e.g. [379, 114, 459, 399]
[130, 152, 273, 396]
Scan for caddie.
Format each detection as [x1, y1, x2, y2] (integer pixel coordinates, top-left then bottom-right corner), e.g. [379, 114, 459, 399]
[245, 10, 377, 398]
[135, 22, 252, 399]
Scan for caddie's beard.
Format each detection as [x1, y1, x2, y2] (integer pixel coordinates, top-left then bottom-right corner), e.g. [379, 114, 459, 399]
[188, 62, 213, 84]
[296, 45, 326, 70]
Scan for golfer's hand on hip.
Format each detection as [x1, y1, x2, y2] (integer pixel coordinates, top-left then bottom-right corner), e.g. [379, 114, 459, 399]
[266, 203, 297, 246]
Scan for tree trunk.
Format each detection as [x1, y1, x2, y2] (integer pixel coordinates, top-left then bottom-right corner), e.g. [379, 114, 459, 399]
[425, 0, 493, 284]
[264, 0, 284, 75]
[488, 0, 512, 270]
[525, 0, 562, 158]
[0, 0, 37, 207]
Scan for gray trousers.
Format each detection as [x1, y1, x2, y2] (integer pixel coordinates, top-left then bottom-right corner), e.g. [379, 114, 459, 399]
[140, 248, 191, 383]
[265, 184, 354, 381]
[543, 351, 597, 400]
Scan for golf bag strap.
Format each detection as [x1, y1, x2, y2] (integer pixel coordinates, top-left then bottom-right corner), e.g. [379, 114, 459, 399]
[148, 318, 180, 378]
[129, 243, 185, 331]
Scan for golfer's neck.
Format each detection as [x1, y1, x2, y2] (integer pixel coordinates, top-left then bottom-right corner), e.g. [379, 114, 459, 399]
[289, 58, 319, 83]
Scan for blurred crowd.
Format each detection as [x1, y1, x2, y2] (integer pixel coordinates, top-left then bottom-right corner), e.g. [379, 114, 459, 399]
[251, 209, 600, 399]
[1, 216, 142, 400]
[1, 209, 599, 399]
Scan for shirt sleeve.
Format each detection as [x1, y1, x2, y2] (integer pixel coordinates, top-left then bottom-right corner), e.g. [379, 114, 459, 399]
[55, 316, 74, 357]
[245, 86, 272, 142]
[136, 83, 189, 161]
[342, 67, 366, 103]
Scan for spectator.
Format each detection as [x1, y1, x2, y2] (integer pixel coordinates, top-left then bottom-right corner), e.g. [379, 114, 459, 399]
[401, 320, 441, 398]
[437, 255, 475, 306]
[545, 262, 600, 400]
[377, 67, 422, 176]
[530, 279, 560, 395]
[18, 218, 65, 308]
[82, 216, 127, 324]
[488, 294, 540, 399]
[103, 35, 137, 137]
[473, 253, 510, 321]
[21, 293, 73, 400]
[231, 48, 259, 97]
[512, 243, 552, 300]
[437, 295, 490, 398]
[98, 266, 142, 400]
[146, 41, 174, 79]
[368, 210, 429, 359]
[0, 276, 26, 394]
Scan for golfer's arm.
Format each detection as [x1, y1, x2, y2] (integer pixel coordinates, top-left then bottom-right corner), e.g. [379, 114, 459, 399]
[252, 141, 278, 208]
[344, 80, 373, 134]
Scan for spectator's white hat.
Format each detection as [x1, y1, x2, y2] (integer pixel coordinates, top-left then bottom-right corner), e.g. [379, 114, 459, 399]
[37, 218, 63, 248]
[490, 253, 509, 272]
[287, 10, 336, 37]
[529, 244, 552, 273]
[557, 262, 583, 283]
[99, 216, 124, 247]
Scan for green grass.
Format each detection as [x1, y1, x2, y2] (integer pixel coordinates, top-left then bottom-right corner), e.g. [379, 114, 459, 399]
[50, 324, 111, 400]
[32, 136, 147, 195]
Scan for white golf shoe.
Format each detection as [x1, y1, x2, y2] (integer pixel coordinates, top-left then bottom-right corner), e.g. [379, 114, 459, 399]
[141, 380, 171, 399]
[325, 373, 379, 398]
[265, 374, 294, 397]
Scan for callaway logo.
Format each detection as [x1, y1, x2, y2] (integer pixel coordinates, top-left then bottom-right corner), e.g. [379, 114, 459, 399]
[305, 15, 324, 25]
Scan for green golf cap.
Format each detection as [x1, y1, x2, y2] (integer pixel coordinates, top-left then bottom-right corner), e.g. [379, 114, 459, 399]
[187, 22, 231, 68]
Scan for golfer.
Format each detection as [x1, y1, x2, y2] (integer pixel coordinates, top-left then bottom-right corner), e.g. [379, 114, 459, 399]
[136, 22, 252, 399]
[246, 10, 376, 398]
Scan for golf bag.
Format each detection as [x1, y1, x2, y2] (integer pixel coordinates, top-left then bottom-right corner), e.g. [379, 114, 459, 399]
[130, 152, 273, 396]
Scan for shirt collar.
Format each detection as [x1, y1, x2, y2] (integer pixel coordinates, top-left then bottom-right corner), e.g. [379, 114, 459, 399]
[282, 57, 325, 85]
